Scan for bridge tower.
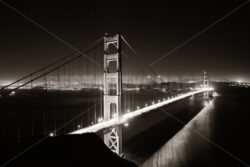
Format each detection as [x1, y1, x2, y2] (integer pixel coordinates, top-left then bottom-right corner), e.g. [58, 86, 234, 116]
[203, 70, 210, 99]
[203, 70, 209, 87]
[103, 33, 123, 155]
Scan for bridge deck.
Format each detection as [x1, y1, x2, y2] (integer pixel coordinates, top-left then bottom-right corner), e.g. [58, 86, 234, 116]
[70, 87, 213, 135]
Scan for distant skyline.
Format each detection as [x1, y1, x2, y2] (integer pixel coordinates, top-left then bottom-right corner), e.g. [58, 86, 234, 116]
[0, 0, 250, 82]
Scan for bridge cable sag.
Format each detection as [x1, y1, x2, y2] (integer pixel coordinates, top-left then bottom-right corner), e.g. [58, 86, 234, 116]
[121, 36, 250, 167]
[1, 38, 103, 96]
[0, 38, 103, 92]
[121, 35, 164, 83]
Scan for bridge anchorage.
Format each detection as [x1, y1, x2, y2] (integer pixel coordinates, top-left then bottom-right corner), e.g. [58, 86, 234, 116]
[103, 33, 123, 155]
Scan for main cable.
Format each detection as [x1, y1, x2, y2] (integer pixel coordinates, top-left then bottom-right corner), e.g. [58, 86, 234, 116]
[2, 42, 103, 96]
[0, 37, 103, 92]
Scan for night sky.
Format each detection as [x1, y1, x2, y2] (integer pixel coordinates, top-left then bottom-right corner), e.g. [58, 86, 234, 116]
[0, 0, 249, 83]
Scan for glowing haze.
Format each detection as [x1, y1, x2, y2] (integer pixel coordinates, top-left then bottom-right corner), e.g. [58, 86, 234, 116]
[0, 0, 250, 82]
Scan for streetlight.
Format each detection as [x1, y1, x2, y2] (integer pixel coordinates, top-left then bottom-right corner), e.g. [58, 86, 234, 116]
[124, 122, 129, 127]
[112, 113, 117, 118]
[98, 117, 103, 123]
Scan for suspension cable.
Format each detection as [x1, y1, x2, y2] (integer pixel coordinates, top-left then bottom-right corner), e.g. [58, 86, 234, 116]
[1, 37, 103, 92]
[1, 42, 103, 96]
[121, 35, 164, 83]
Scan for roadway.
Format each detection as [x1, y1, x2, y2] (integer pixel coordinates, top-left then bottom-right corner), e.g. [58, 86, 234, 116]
[70, 87, 213, 134]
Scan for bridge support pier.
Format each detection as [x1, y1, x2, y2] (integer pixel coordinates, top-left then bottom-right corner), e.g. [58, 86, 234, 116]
[103, 33, 123, 155]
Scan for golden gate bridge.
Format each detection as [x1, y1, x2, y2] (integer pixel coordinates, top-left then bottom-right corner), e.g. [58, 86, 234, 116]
[0, 33, 213, 155]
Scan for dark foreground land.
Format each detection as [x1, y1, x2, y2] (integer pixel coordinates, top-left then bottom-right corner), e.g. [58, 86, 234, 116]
[0, 133, 137, 167]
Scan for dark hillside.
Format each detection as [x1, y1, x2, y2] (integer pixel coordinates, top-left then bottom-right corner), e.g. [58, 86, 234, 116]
[0, 133, 137, 167]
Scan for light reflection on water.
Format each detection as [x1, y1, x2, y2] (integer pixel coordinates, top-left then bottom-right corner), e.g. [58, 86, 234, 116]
[141, 98, 215, 167]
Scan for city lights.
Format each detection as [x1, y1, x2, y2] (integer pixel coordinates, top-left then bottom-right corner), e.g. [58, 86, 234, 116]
[10, 91, 15, 96]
